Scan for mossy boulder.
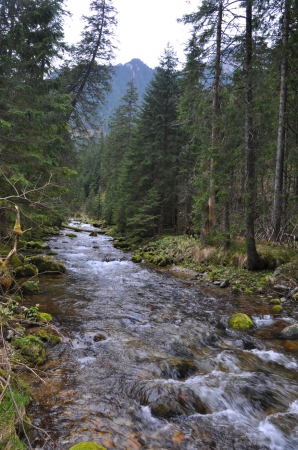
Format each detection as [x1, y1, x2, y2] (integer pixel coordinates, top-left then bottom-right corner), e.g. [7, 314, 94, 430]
[66, 233, 77, 238]
[69, 443, 107, 450]
[26, 255, 66, 274]
[228, 313, 254, 330]
[281, 324, 298, 339]
[15, 264, 38, 278]
[131, 253, 142, 263]
[89, 231, 98, 237]
[12, 335, 46, 365]
[26, 241, 44, 249]
[38, 312, 52, 323]
[272, 305, 282, 314]
[270, 298, 281, 305]
[113, 240, 130, 249]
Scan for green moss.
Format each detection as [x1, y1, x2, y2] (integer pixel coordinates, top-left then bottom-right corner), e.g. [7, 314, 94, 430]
[228, 313, 254, 330]
[69, 443, 107, 450]
[49, 334, 61, 345]
[270, 298, 281, 305]
[93, 245, 99, 249]
[66, 233, 77, 238]
[26, 241, 44, 249]
[15, 264, 38, 278]
[9, 254, 22, 268]
[131, 253, 142, 263]
[21, 280, 39, 294]
[38, 312, 52, 323]
[12, 335, 46, 364]
[38, 329, 49, 341]
[272, 305, 282, 313]
[244, 288, 254, 294]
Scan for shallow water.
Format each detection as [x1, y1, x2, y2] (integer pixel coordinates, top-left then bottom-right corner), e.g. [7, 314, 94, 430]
[25, 221, 298, 449]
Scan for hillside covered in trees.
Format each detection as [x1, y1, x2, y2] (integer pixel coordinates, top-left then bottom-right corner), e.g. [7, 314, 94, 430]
[77, 0, 298, 270]
[1, 0, 298, 272]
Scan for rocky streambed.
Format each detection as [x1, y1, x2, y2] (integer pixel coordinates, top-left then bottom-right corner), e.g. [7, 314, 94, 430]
[22, 220, 298, 450]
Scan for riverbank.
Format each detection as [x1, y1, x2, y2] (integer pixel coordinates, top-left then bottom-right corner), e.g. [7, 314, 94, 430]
[108, 231, 298, 316]
[0, 229, 65, 449]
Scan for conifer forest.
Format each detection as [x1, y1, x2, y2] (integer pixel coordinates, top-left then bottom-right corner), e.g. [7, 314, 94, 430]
[1, 0, 298, 269]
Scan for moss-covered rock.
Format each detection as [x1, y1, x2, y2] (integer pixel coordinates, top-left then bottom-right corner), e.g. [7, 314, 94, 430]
[272, 305, 282, 313]
[15, 264, 38, 278]
[89, 231, 98, 237]
[37, 312, 52, 323]
[113, 240, 130, 249]
[26, 255, 66, 274]
[38, 329, 49, 341]
[270, 298, 281, 305]
[26, 241, 44, 249]
[66, 233, 77, 238]
[21, 280, 39, 294]
[69, 443, 107, 450]
[12, 335, 46, 364]
[131, 253, 142, 263]
[49, 334, 61, 345]
[228, 313, 254, 330]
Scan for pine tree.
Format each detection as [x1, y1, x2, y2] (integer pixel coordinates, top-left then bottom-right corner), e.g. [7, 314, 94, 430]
[101, 79, 139, 229]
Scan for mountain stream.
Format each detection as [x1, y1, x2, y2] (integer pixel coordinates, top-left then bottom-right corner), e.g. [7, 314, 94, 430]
[25, 221, 298, 449]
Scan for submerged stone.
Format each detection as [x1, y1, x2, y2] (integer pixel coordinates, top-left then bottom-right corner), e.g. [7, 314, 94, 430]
[228, 313, 254, 330]
[281, 323, 298, 339]
[69, 443, 107, 450]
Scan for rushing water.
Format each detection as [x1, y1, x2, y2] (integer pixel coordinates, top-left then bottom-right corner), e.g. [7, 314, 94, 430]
[25, 221, 298, 450]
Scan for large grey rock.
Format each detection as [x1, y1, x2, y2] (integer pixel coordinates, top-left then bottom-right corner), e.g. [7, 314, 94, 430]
[281, 324, 298, 339]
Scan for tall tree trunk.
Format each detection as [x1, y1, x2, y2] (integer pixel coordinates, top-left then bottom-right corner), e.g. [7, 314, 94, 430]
[200, 1, 223, 248]
[272, 0, 289, 241]
[245, 0, 259, 270]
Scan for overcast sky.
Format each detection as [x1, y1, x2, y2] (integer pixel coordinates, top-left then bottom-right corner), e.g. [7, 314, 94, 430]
[64, 0, 198, 68]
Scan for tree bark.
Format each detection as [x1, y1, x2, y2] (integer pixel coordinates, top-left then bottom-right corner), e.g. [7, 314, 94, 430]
[245, 0, 259, 270]
[200, 1, 223, 247]
[272, 0, 289, 241]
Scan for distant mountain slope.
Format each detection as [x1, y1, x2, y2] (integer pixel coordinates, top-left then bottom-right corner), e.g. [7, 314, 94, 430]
[98, 59, 155, 128]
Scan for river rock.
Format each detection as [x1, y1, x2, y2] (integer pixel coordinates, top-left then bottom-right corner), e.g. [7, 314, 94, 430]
[26, 255, 66, 273]
[281, 323, 298, 339]
[15, 263, 38, 277]
[228, 313, 254, 330]
[220, 279, 229, 288]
